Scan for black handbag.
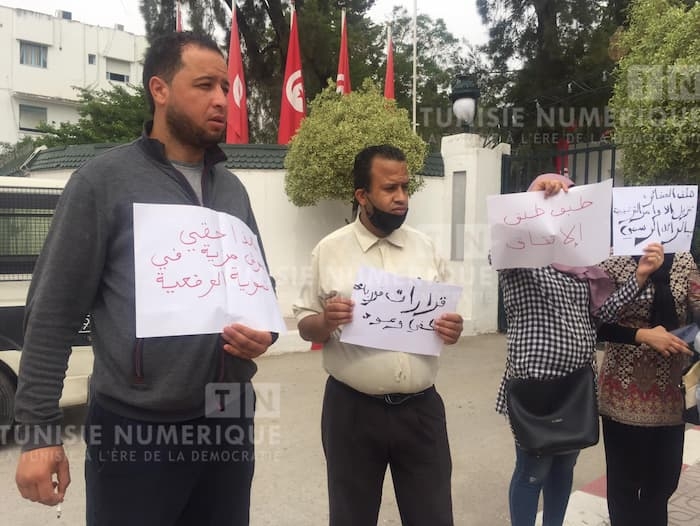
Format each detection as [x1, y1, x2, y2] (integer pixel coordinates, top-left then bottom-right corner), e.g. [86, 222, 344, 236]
[506, 365, 599, 456]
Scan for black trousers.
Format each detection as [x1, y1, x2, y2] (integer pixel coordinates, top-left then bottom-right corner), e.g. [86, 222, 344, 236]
[321, 376, 453, 526]
[602, 416, 685, 526]
[85, 392, 255, 526]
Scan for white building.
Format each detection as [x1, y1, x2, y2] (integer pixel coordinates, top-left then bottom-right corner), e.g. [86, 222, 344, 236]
[0, 5, 147, 145]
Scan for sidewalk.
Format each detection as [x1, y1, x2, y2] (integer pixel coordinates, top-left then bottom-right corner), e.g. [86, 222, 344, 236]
[2, 333, 699, 525]
[256, 334, 700, 525]
[545, 427, 700, 526]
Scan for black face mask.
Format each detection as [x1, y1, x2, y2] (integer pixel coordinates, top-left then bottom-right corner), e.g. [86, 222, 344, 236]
[365, 197, 408, 234]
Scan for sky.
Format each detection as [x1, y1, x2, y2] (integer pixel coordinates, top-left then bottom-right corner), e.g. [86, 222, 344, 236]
[369, 0, 487, 46]
[0, 0, 488, 47]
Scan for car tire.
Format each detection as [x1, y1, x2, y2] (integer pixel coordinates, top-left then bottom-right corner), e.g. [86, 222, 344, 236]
[0, 370, 15, 428]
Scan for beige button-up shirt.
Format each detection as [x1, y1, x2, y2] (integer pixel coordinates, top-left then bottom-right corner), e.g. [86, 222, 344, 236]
[293, 216, 449, 395]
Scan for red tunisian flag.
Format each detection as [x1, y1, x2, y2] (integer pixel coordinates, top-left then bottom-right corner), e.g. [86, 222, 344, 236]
[336, 9, 351, 94]
[226, 7, 249, 144]
[176, 1, 183, 32]
[555, 136, 569, 173]
[555, 126, 574, 173]
[278, 5, 306, 144]
[384, 26, 394, 99]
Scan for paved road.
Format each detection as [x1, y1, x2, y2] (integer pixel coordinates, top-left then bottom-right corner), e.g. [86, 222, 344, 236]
[0, 334, 611, 525]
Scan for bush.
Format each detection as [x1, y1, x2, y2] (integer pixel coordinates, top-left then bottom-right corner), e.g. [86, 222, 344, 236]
[284, 79, 427, 207]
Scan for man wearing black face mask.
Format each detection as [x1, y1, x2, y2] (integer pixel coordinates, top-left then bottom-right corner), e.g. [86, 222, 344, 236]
[294, 145, 464, 526]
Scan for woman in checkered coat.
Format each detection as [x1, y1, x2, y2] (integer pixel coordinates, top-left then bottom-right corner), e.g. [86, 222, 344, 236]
[496, 175, 678, 526]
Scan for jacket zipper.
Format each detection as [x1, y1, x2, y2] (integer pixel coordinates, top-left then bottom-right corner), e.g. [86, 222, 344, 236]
[201, 164, 209, 206]
[218, 338, 226, 382]
[133, 339, 145, 383]
[164, 164, 202, 206]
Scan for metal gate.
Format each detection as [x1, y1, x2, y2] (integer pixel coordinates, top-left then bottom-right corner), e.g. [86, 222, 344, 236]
[501, 143, 617, 194]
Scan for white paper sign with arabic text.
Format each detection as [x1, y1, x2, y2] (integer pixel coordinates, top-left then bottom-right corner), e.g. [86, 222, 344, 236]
[612, 185, 698, 255]
[487, 179, 613, 270]
[339, 266, 463, 356]
[133, 203, 285, 338]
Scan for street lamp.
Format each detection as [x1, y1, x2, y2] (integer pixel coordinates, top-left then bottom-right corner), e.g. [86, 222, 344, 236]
[450, 75, 481, 133]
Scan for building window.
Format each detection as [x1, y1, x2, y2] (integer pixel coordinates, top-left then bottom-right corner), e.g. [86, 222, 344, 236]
[106, 72, 129, 83]
[106, 58, 130, 83]
[88, 54, 96, 65]
[19, 42, 48, 68]
[18, 105, 47, 131]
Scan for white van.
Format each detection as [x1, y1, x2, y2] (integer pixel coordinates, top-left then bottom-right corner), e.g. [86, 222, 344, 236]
[0, 175, 93, 427]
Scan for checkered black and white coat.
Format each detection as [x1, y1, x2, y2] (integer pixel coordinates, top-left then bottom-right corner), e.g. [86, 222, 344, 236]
[496, 266, 640, 415]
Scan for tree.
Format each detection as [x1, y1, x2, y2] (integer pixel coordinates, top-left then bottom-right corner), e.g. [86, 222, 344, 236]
[140, 0, 177, 43]
[476, 1, 621, 148]
[284, 79, 426, 206]
[0, 137, 36, 166]
[140, 0, 229, 45]
[608, 0, 700, 184]
[35, 86, 150, 147]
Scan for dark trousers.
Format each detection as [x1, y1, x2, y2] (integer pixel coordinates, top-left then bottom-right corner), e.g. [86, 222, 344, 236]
[602, 416, 685, 526]
[85, 392, 255, 526]
[321, 376, 453, 526]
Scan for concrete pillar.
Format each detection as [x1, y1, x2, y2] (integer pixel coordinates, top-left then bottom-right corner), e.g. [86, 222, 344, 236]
[440, 133, 511, 335]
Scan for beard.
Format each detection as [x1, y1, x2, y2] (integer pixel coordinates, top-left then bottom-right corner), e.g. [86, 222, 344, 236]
[165, 104, 224, 148]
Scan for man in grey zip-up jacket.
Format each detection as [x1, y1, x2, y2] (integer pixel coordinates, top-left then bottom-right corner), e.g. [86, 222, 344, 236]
[14, 32, 274, 526]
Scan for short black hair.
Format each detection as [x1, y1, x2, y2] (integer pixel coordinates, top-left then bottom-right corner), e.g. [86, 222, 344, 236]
[353, 145, 407, 192]
[142, 31, 224, 114]
[352, 145, 407, 215]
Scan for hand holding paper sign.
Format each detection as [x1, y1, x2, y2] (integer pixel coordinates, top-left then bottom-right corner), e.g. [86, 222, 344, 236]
[434, 313, 464, 345]
[340, 266, 463, 355]
[221, 323, 274, 360]
[635, 242, 665, 286]
[296, 293, 354, 344]
[528, 176, 571, 196]
[323, 294, 355, 333]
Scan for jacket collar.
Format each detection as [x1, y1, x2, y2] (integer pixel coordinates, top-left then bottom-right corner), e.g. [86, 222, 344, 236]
[139, 120, 227, 170]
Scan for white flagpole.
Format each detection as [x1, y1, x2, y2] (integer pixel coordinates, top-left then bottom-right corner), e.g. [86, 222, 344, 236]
[387, 24, 392, 56]
[412, 0, 417, 132]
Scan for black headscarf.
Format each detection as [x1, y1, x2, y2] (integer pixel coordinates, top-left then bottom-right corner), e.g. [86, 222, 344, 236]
[634, 253, 679, 330]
